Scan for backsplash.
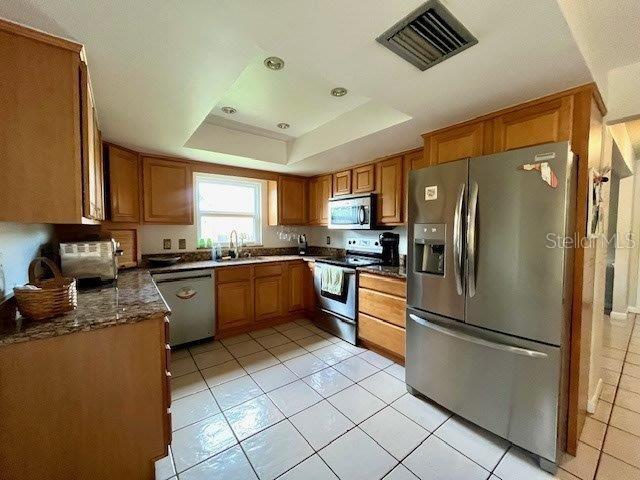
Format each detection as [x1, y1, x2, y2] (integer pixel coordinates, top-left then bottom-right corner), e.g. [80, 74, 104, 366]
[305, 225, 408, 255]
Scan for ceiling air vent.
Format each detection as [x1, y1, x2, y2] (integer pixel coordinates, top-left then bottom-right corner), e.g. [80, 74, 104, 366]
[376, 0, 477, 71]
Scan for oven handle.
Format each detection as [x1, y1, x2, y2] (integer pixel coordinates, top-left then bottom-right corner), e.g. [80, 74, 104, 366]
[409, 314, 547, 358]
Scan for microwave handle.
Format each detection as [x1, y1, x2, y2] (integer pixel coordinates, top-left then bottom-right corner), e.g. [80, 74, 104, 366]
[358, 205, 366, 225]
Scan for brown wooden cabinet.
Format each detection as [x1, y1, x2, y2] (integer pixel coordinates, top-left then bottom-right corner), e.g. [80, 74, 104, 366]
[268, 176, 308, 225]
[307, 174, 332, 225]
[307, 177, 320, 225]
[333, 170, 352, 196]
[0, 316, 169, 479]
[107, 145, 140, 223]
[142, 156, 193, 224]
[287, 261, 305, 312]
[492, 96, 573, 152]
[80, 63, 104, 221]
[352, 164, 375, 193]
[0, 20, 102, 224]
[254, 275, 284, 321]
[376, 155, 404, 225]
[216, 261, 312, 337]
[424, 121, 486, 166]
[357, 272, 407, 361]
[317, 174, 332, 225]
[217, 266, 253, 331]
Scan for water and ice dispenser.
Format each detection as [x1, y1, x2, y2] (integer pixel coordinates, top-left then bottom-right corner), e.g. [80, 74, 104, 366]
[413, 223, 446, 276]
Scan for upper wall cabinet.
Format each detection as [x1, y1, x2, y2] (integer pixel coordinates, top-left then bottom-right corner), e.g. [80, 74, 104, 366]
[317, 175, 332, 224]
[376, 155, 404, 225]
[352, 164, 375, 194]
[492, 96, 573, 152]
[307, 177, 320, 225]
[142, 156, 193, 224]
[423, 121, 486, 166]
[307, 174, 332, 226]
[106, 145, 140, 223]
[80, 63, 105, 222]
[333, 170, 352, 196]
[269, 176, 307, 226]
[0, 20, 102, 224]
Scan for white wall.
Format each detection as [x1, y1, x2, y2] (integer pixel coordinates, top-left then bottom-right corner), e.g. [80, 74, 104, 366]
[0, 222, 52, 300]
[612, 176, 634, 315]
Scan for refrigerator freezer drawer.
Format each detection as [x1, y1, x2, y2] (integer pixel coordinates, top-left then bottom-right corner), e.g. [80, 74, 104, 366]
[406, 308, 561, 462]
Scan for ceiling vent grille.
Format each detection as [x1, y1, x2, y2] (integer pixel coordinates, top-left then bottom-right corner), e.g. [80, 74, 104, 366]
[376, 0, 477, 71]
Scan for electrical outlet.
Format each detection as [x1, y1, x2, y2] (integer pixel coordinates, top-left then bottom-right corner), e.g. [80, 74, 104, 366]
[178, 239, 186, 250]
[163, 239, 171, 250]
[326, 236, 331, 245]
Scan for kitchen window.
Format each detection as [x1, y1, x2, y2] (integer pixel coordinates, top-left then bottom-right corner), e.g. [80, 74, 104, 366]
[195, 174, 262, 246]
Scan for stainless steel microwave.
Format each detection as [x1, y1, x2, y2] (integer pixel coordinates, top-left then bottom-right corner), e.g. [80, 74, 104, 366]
[328, 194, 376, 230]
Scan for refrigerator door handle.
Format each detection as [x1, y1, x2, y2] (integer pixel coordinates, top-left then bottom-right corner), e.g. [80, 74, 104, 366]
[467, 181, 479, 297]
[408, 314, 548, 358]
[453, 183, 465, 295]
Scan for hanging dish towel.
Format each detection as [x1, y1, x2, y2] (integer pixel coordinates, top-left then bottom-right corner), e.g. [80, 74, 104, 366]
[321, 265, 344, 296]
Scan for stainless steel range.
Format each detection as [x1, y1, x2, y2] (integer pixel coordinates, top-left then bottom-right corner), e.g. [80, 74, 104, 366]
[312, 237, 384, 344]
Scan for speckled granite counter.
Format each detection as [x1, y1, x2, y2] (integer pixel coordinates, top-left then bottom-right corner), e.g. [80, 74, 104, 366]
[357, 265, 407, 279]
[149, 254, 331, 274]
[0, 270, 170, 346]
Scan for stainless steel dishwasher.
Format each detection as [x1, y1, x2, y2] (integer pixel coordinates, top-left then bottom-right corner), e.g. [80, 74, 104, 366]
[153, 269, 215, 347]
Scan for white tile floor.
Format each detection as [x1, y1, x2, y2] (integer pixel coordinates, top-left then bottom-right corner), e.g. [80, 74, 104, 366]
[158, 318, 584, 480]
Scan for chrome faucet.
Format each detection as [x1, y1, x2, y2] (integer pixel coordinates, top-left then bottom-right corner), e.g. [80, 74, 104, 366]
[229, 230, 239, 258]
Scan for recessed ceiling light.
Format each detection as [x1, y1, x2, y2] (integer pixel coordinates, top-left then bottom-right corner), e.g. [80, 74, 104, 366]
[221, 106, 237, 114]
[331, 87, 348, 97]
[277, 122, 290, 129]
[264, 56, 285, 70]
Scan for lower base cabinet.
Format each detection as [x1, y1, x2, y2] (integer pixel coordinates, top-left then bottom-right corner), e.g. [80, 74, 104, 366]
[217, 280, 253, 329]
[357, 273, 407, 361]
[216, 260, 313, 337]
[0, 316, 169, 479]
[359, 313, 406, 358]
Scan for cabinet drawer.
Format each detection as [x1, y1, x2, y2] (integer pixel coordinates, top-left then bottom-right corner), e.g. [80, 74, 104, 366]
[217, 266, 251, 283]
[358, 313, 405, 358]
[359, 288, 406, 327]
[254, 263, 283, 278]
[359, 273, 406, 298]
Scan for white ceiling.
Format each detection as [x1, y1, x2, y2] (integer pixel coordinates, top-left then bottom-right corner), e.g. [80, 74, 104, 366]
[0, 0, 593, 175]
[210, 55, 371, 138]
[556, 0, 640, 96]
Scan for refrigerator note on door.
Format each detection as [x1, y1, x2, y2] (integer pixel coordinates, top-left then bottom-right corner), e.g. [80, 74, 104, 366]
[405, 141, 576, 471]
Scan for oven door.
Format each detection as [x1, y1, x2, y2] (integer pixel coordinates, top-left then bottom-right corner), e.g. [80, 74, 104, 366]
[313, 263, 356, 320]
[328, 195, 372, 230]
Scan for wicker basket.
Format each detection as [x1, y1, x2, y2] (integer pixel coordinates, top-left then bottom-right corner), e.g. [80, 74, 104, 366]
[14, 257, 77, 321]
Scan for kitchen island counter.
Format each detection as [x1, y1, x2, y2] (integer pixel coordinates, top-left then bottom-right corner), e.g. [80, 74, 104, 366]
[0, 269, 170, 346]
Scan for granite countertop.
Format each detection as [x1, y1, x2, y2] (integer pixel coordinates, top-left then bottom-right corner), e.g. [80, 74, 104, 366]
[357, 264, 407, 279]
[0, 270, 170, 346]
[149, 254, 330, 274]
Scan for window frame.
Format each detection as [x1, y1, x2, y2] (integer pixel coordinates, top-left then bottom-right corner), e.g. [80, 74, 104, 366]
[194, 173, 263, 247]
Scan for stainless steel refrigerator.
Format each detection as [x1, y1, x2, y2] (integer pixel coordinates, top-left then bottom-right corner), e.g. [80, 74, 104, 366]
[406, 141, 576, 470]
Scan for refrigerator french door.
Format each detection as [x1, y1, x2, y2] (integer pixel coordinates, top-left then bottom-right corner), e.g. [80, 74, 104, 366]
[406, 142, 575, 469]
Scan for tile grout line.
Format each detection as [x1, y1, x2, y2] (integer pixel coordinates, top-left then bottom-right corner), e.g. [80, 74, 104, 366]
[593, 313, 637, 479]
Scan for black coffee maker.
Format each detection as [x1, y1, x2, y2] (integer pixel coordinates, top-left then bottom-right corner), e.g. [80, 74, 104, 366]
[379, 232, 400, 266]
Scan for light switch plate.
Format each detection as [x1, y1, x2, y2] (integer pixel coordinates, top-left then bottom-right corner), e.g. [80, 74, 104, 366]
[326, 236, 331, 245]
